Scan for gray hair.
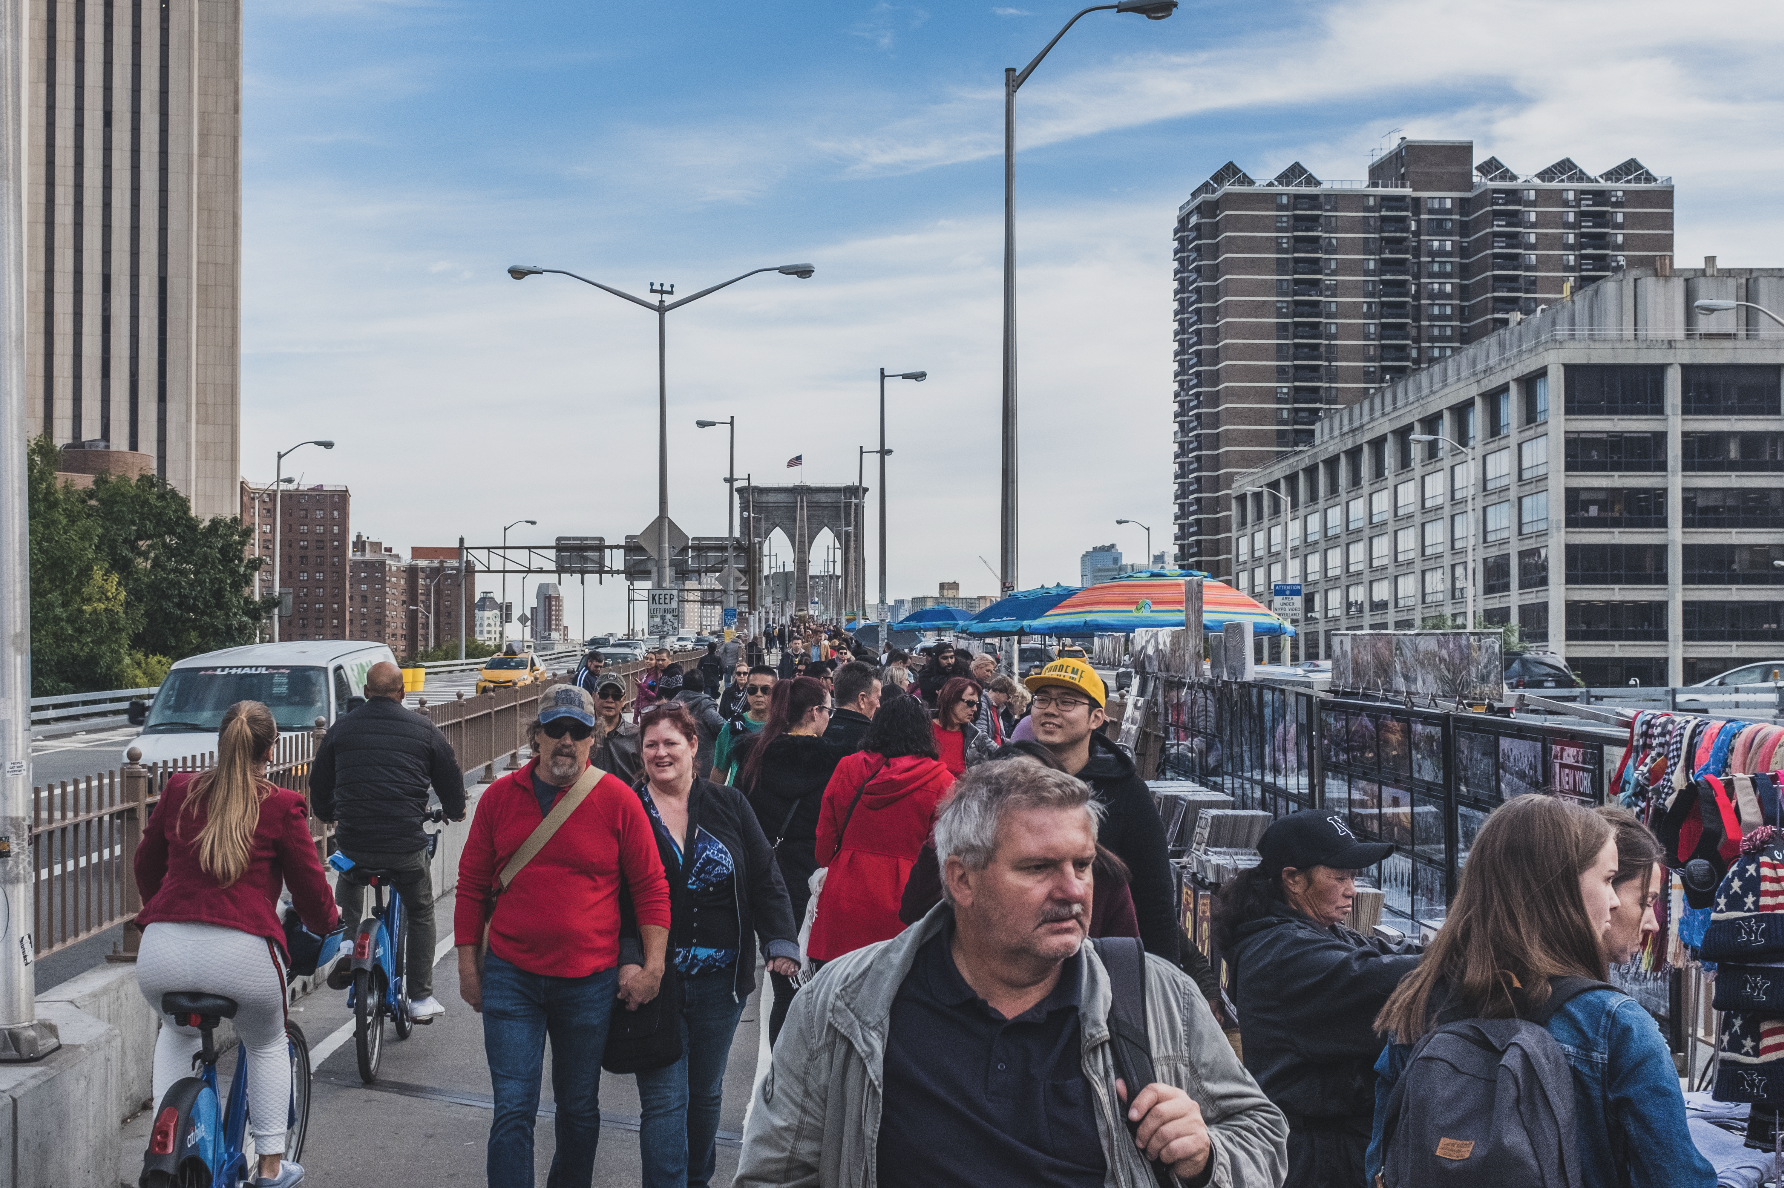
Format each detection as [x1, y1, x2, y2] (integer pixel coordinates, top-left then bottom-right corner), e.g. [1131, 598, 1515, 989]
[933, 759, 1103, 899]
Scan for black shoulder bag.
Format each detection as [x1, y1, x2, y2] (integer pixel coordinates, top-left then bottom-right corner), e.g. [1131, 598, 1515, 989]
[1094, 937, 1176, 1188]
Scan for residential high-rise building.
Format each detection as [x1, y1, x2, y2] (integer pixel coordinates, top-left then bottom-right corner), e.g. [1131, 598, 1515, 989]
[32, 2, 243, 519]
[532, 583, 564, 646]
[475, 592, 502, 648]
[1080, 544, 1123, 587]
[1172, 140, 1674, 578]
[237, 483, 350, 642]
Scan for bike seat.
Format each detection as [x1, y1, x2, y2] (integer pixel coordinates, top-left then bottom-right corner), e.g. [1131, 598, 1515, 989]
[161, 992, 238, 1020]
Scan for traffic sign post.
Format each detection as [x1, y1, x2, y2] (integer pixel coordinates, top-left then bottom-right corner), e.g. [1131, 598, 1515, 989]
[1271, 583, 1302, 619]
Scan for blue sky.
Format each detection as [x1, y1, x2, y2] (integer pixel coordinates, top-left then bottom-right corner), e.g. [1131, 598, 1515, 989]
[240, 0, 1784, 637]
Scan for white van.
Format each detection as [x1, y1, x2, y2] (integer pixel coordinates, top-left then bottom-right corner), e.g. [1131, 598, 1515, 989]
[125, 640, 399, 767]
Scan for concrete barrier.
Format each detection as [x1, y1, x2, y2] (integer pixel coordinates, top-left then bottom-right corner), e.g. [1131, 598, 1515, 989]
[14, 788, 485, 1188]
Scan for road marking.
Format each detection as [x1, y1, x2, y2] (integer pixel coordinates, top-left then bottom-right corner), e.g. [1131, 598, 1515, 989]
[309, 934, 457, 1067]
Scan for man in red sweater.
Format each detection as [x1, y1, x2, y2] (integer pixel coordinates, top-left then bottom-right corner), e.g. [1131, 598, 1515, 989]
[455, 684, 670, 1188]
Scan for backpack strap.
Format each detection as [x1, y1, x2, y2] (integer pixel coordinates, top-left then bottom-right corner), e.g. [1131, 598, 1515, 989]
[1524, 976, 1617, 1026]
[1093, 937, 1172, 1188]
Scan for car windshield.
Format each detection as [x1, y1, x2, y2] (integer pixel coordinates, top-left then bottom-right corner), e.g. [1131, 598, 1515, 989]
[485, 657, 530, 670]
[144, 666, 329, 733]
[596, 650, 631, 664]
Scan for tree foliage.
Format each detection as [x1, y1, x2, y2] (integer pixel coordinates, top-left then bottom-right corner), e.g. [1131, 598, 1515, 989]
[27, 437, 275, 694]
[407, 638, 496, 665]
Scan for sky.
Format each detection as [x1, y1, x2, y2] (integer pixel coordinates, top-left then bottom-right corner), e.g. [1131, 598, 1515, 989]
[240, 0, 1784, 639]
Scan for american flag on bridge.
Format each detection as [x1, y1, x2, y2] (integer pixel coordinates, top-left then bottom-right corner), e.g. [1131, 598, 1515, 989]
[787, 455, 802, 468]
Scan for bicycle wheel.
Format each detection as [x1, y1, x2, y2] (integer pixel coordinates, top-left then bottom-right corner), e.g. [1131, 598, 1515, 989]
[391, 903, 413, 1040]
[353, 968, 385, 1083]
[285, 1022, 311, 1162]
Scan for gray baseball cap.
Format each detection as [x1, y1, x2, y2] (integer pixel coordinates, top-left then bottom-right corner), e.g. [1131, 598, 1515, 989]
[538, 683, 596, 727]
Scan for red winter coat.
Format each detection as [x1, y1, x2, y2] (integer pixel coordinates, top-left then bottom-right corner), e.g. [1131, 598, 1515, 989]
[807, 751, 954, 962]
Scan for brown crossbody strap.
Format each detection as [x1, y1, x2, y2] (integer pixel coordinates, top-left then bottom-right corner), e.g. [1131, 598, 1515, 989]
[499, 762, 607, 891]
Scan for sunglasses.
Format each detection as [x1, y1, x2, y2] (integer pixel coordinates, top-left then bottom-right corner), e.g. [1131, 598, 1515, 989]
[960, 700, 981, 711]
[596, 689, 623, 699]
[540, 719, 595, 741]
[746, 684, 775, 695]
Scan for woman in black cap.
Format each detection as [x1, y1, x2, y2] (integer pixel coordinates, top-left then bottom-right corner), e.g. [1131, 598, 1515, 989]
[1210, 809, 1421, 1188]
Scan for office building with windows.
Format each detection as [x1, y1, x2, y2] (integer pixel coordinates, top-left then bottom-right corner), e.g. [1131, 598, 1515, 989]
[1173, 140, 1674, 576]
[1081, 544, 1124, 587]
[1230, 262, 1784, 687]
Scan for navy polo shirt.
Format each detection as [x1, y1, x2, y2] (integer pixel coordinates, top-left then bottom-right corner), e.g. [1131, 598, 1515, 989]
[877, 926, 1107, 1188]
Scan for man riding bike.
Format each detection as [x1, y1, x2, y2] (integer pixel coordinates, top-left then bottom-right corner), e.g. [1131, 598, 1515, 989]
[311, 660, 466, 1022]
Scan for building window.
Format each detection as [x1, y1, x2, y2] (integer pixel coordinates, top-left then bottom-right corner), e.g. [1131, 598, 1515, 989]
[1345, 584, 1365, 616]
[1450, 461, 1471, 500]
[1394, 526, 1416, 563]
[1519, 546, 1549, 589]
[1268, 525, 1283, 554]
[1304, 512, 1319, 544]
[1518, 436, 1548, 480]
[1682, 544, 1784, 585]
[1394, 481, 1415, 518]
[1565, 601, 1667, 642]
[1421, 519, 1444, 557]
[1565, 432, 1667, 473]
[1483, 553, 1511, 595]
[1451, 562, 1469, 600]
[1681, 488, 1784, 528]
[1451, 509, 1470, 546]
[1370, 534, 1390, 568]
[1565, 364, 1666, 417]
[1347, 497, 1365, 532]
[1422, 472, 1444, 510]
[1568, 487, 1666, 528]
[1369, 579, 1390, 614]
[1487, 389, 1510, 437]
[1519, 601, 1549, 644]
[1525, 374, 1549, 425]
[1422, 568, 1446, 605]
[1325, 546, 1343, 579]
[1421, 416, 1443, 460]
[1346, 541, 1366, 574]
[1566, 542, 1668, 585]
[1453, 403, 1475, 447]
[1394, 572, 1418, 609]
[1369, 490, 1389, 525]
[1395, 428, 1413, 470]
[1682, 365, 1781, 417]
[1484, 500, 1511, 542]
[1323, 588, 1343, 619]
[1519, 492, 1548, 534]
[1370, 438, 1388, 480]
[1685, 602, 1784, 642]
[1483, 448, 1511, 491]
[1326, 506, 1343, 537]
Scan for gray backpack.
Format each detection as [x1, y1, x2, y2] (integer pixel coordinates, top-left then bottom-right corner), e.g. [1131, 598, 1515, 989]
[1376, 977, 1613, 1188]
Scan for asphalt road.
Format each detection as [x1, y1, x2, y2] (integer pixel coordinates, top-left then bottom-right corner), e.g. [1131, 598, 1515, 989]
[120, 887, 769, 1188]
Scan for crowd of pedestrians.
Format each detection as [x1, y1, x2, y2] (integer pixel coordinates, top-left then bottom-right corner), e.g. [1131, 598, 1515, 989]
[162, 621, 1722, 1188]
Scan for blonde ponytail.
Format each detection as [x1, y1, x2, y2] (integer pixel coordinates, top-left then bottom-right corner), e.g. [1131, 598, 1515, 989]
[181, 700, 277, 887]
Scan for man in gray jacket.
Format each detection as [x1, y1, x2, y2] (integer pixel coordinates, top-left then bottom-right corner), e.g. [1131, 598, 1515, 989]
[737, 759, 1286, 1188]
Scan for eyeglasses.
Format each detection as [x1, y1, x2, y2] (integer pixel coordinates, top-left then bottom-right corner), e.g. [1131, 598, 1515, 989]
[746, 684, 775, 695]
[1032, 693, 1091, 711]
[960, 700, 981, 711]
[816, 705, 834, 715]
[540, 719, 596, 741]
[596, 689, 624, 700]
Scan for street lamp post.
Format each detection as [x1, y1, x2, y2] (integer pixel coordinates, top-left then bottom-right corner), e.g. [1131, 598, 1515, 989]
[1238, 490, 1296, 664]
[695, 416, 737, 617]
[508, 262, 814, 596]
[1412, 435, 1476, 632]
[878, 368, 925, 633]
[409, 604, 433, 655]
[1001, 0, 1177, 597]
[500, 518, 535, 646]
[1695, 298, 1784, 331]
[1114, 518, 1152, 567]
[859, 445, 893, 622]
[271, 439, 335, 642]
[252, 476, 296, 631]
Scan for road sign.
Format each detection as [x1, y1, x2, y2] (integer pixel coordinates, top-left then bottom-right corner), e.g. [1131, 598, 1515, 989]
[874, 603, 890, 621]
[722, 607, 738, 627]
[1273, 583, 1302, 598]
[635, 517, 689, 562]
[1270, 598, 1298, 615]
[555, 536, 606, 573]
[647, 588, 679, 637]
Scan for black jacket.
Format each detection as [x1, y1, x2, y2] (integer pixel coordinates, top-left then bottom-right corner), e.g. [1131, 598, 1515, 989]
[594, 718, 642, 787]
[618, 777, 801, 1003]
[1074, 732, 1180, 964]
[718, 680, 746, 721]
[742, 733, 846, 918]
[698, 653, 724, 694]
[824, 707, 873, 754]
[670, 687, 726, 778]
[310, 697, 466, 852]
[1226, 908, 1420, 1120]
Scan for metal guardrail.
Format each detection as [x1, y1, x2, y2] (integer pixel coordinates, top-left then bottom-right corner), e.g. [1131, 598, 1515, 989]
[30, 686, 160, 726]
[1518, 684, 1784, 719]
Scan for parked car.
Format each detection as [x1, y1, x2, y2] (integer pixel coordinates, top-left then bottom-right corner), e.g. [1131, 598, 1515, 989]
[593, 646, 638, 668]
[692, 634, 717, 647]
[1690, 661, 1784, 688]
[1503, 651, 1581, 689]
[606, 639, 647, 660]
[584, 633, 618, 648]
[1018, 644, 1055, 678]
[476, 651, 550, 695]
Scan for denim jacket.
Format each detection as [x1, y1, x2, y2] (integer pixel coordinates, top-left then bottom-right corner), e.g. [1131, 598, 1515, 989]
[1366, 988, 1715, 1188]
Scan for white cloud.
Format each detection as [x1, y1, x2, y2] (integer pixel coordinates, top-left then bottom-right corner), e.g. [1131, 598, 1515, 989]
[992, 7, 1032, 14]
[848, 3, 932, 52]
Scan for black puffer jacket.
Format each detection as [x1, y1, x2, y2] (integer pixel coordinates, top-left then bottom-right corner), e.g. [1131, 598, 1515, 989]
[742, 733, 847, 918]
[310, 697, 466, 852]
[1226, 908, 1420, 1121]
[670, 686, 726, 778]
[1075, 732, 1181, 963]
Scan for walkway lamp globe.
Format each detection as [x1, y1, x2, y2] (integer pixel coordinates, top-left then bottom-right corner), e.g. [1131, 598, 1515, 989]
[1116, 0, 1178, 15]
[1695, 298, 1784, 330]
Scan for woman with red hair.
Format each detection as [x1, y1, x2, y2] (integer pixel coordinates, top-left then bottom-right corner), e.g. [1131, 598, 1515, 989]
[932, 676, 994, 776]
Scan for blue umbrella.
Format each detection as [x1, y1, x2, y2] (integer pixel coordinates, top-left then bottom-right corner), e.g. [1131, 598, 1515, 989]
[957, 584, 1081, 636]
[889, 605, 974, 631]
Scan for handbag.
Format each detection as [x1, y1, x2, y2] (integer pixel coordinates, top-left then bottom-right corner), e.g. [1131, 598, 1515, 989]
[602, 959, 684, 1074]
[477, 763, 606, 974]
[797, 758, 888, 976]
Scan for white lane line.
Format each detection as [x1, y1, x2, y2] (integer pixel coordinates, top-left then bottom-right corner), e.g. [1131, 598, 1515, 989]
[309, 934, 457, 1067]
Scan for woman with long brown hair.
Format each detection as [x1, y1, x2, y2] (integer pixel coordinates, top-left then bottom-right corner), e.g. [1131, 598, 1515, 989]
[134, 701, 338, 1188]
[735, 676, 843, 1044]
[1366, 795, 1713, 1188]
[932, 676, 995, 776]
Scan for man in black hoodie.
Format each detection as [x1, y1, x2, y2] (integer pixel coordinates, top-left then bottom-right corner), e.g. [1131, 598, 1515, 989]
[1024, 657, 1180, 963]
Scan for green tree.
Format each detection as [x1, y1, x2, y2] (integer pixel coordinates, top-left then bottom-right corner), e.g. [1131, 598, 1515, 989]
[407, 638, 496, 665]
[27, 438, 139, 693]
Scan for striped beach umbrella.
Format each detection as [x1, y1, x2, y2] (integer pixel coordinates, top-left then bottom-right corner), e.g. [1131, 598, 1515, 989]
[1022, 575, 1294, 637]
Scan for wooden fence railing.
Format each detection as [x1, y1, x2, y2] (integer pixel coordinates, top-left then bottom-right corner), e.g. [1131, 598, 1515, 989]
[28, 650, 699, 959]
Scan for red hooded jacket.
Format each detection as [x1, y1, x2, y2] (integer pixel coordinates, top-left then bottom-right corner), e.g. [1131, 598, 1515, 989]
[807, 751, 954, 962]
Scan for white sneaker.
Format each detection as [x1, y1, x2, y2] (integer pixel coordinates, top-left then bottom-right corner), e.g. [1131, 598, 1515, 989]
[409, 995, 446, 1023]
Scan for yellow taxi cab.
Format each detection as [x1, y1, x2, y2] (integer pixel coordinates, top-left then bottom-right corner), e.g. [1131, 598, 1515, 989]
[1055, 645, 1089, 661]
[476, 651, 549, 695]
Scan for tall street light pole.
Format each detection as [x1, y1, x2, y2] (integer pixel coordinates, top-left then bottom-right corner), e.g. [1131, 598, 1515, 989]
[1695, 298, 1784, 331]
[271, 439, 335, 642]
[1412, 435, 1476, 632]
[695, 416, 737, 616]
[859, 445, 894, 622]
[500, 518, 535, 646]
[1114, 518, 1152, 566]
[879, 368, 926, 634]
[508, 262, 814, 594]
[1002, 0, 1177, 598]
[1238, 490, 1297, 664]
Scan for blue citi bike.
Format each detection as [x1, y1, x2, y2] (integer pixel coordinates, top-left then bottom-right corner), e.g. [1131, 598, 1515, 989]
[327, 808, 444, 1083]
[137, 942, 324, 1188]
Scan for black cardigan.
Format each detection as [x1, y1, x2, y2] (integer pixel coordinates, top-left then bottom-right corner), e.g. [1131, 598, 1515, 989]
[741, 733, 847, 918]
[618, 777, 800, 1004]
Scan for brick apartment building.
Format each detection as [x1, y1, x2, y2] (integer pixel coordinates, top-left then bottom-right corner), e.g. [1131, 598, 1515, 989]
[1172, 140, 1675, 577]
[351, 540, 476, 659]
[240, 482, 351, 643]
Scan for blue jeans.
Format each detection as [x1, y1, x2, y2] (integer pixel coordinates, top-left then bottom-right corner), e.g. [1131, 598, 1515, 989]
[635, 967, 749, 1188]
[481, 952, 618, 1188]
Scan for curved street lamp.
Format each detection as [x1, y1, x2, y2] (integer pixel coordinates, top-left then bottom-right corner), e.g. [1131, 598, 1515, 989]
[696, 417, 738, 615]
[271, 439, 335, 642]
[500, 518, 536, 645]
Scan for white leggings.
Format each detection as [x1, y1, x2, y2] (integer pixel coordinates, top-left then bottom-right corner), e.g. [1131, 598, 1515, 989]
[136, 921, 291, 1150]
